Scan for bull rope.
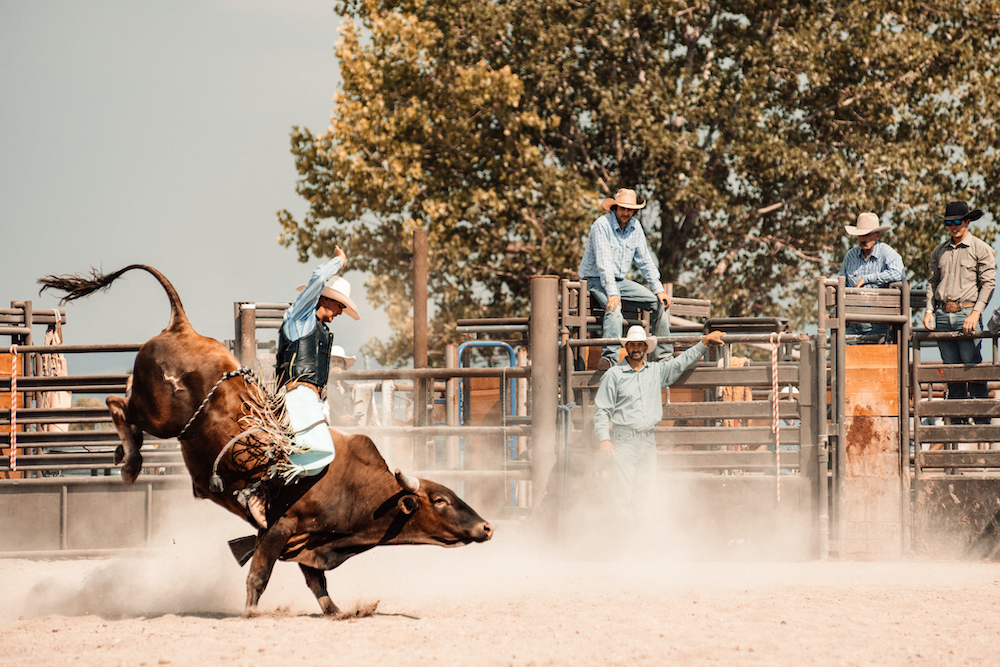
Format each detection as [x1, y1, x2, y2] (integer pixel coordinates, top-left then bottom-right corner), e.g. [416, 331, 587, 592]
[7, 345, 17, 471]
[177, 367, 258, 439]
[770, 332, 780, 503]
[209, 427, 266, 492]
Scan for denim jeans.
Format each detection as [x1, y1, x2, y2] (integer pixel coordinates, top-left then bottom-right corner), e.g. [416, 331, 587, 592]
[935, 308, 988, 420]
[846, 321, 890, 343]
[587, 276, 672, 361]
[609, 430, 658, 541]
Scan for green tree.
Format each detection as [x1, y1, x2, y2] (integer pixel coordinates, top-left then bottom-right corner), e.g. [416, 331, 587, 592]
[278, 0, 1000, 365]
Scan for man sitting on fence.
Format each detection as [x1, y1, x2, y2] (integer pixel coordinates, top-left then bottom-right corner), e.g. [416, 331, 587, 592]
[578, 188, 673, 370]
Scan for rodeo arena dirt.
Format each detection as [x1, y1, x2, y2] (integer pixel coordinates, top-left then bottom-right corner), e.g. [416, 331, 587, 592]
[5, 257, 1000, 666]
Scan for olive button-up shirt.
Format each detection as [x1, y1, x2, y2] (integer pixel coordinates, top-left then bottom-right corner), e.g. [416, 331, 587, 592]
[926, 233, 996, 313]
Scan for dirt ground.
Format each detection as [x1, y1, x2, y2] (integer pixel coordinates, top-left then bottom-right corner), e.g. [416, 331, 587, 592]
[2, 511, 1000, 667]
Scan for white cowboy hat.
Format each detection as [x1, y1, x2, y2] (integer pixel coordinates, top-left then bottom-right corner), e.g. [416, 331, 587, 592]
[329, 345, 356, 370]
[296, 276, 360, 320]
[619, 325, 657, 354]
[844, 212, 890, 236]
[601, 188, 647, 212]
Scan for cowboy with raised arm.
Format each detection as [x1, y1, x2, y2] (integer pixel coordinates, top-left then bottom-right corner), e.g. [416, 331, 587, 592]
[838, 212, 905, 341]
[594, 325, 725, 543]
[238, 245, 360, 527]
[579, 188, 673, 370]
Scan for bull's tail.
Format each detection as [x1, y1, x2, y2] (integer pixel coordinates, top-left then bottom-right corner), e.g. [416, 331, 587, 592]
[38, 264, 191, 332]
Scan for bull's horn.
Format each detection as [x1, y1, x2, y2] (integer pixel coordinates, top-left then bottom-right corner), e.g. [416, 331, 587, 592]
[394, 469, 420, 493]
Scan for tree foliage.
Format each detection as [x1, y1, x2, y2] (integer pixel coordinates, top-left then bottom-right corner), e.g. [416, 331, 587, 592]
[278, 0, 1000, 365]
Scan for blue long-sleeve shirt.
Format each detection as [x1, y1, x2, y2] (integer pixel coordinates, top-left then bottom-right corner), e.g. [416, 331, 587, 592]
[280, 256, 344, 342]
[838, 242, 904, 288]
[593, 342, 708, 442]
[578, 212, 664, 298]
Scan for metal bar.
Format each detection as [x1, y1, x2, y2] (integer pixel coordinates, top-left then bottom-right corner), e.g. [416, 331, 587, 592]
[661, 401, 800, 420]
[456, 325, 529, 334]
[657, 427, 802, 447]
[914, 425, 1000, 442]
[900, 280, 912, 554]
[445, 344, 459, 470]
[530, 275, 559, 507]
[336, 425, 532, 437]
[329, 366, 529, 381]
[918, 451, 1000, 468]
[0, 343, 141, 354]
[835, 275, 847, 558]
[457, 317, 530, 326]
[659, 450, 801, 469]
[414, 229, 428, 432]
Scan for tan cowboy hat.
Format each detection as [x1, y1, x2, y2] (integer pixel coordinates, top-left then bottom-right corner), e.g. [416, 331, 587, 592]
[329, 345, 356, 370]
[619, 325, 657, 354]
[601, 188, 647, 212]
[844, 212, 890, 236]
[296, 276, 360, 320]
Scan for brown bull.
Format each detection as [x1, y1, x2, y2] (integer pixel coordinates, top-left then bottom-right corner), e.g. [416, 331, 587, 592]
[38, 265, 493, 617]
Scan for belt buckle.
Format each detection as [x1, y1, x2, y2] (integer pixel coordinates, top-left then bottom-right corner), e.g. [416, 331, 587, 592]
[945, 301, 960, 313]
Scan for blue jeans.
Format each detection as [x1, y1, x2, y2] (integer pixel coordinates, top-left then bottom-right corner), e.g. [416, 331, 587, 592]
[846, 321, 890, 343]
[609, 430, 658, 541]
[587, 277, 672, 361]
[936, 308, 988, 420]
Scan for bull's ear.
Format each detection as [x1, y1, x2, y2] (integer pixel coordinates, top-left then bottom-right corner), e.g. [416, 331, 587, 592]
[394, 468, 420, 493]
[398, 495, 419, 515]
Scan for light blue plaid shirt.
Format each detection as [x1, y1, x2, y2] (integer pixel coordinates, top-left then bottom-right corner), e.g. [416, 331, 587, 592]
[593, 342, 707, 442]
[280, 256, 344, 342]
[578, 212, 664, 298]
[838, 242, 904, 288]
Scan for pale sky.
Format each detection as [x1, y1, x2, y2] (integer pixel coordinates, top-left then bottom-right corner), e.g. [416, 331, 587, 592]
[1, 1, 390, 373]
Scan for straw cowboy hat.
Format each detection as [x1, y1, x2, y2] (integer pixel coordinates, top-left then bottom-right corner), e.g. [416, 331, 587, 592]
[601, 188, 647, 212]
[844, 212, 890, 236]
[297, 276, 360, 320]
[619, 325, 657, 354]
[329, 345, 356, 370]
[934, 200, 984, 222]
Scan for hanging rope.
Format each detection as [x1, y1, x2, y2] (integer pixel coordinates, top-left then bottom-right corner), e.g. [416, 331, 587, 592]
[770, 332, 780, 503]
[7, 344, 17, 472]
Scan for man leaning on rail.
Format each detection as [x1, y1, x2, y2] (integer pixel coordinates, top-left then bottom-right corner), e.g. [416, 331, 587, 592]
[923, 201, 996, 425]
[838, 212, 904, 343]
[594, 325, 725, 545]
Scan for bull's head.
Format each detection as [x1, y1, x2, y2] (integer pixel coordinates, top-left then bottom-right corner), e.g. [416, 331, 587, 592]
[392, 469, 493, 545]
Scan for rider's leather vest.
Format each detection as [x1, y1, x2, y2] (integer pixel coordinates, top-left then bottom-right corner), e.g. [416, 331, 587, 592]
[275, 322, 333, 390]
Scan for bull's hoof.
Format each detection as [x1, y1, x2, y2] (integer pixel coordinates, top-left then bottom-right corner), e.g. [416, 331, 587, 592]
[120, 455, 143, 485]
[241, 605, 260, 619]
[330, 601, 378, 620]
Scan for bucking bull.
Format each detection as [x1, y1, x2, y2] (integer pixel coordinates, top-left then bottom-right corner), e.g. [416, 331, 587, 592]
[38, 265, 492, 617]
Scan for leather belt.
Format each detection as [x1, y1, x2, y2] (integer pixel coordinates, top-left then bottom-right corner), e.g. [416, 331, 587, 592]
[937, 301, 976, 313]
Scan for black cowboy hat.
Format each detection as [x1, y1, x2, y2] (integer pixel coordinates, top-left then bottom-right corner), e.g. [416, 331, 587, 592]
[934, 200, 984, 222]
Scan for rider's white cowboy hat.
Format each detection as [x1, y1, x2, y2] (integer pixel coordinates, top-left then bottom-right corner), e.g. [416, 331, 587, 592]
[297, 276, 360, 320]
[330, 345, 356, 370]
[844, 212, 890, 236]
[619, 325, 657, 354]
[601, 188, 647, 212]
